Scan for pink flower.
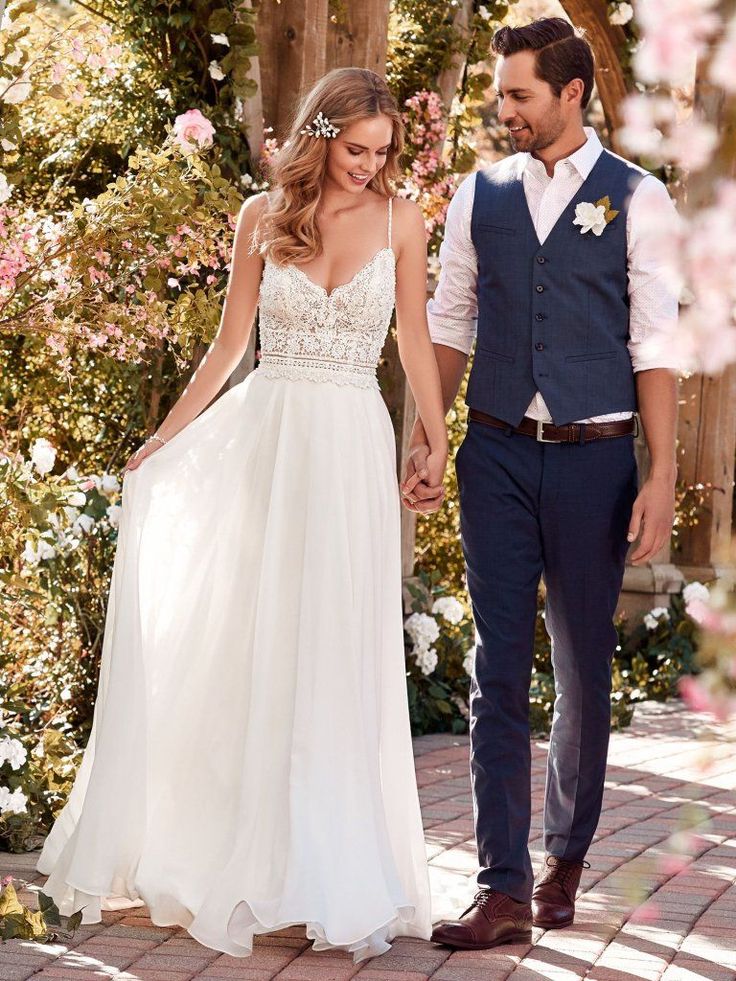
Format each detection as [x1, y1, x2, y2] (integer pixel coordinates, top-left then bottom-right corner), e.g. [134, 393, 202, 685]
[172, 109, 215, 154]
[679, 675, 733, 722]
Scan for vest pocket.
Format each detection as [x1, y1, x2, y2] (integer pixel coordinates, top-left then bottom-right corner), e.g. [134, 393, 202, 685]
[477, 347, 514, 363]
[475, 222, 516, 235]
[565, 350, 617, 363]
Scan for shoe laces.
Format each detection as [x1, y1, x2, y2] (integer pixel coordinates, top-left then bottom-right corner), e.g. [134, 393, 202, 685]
[541, 855, 590, 894]
[461, 888, 502, 920]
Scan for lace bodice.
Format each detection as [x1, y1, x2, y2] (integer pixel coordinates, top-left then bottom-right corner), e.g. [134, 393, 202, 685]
[256, 198, 396, 388]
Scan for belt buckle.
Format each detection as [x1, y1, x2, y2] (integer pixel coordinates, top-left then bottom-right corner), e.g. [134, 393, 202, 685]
[536, 419, 556, 443]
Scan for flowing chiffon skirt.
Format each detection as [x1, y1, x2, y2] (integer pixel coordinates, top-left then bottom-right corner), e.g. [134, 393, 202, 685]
[36, 368, 432, 961]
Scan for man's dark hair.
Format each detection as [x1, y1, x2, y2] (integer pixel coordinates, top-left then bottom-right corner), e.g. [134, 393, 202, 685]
[491, 17, 595, 110]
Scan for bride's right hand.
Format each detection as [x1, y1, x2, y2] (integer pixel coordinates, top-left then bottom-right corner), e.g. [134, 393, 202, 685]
[121, 439, 163, 477]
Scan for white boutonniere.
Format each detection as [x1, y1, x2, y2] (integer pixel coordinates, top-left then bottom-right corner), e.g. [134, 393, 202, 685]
[572, 196, 620, 236]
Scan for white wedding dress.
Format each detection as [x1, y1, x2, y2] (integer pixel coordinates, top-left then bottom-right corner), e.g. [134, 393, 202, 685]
[36, 196, 432, 961]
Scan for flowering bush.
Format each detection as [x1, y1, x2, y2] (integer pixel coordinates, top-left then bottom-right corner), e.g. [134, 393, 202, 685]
[403, 571, 475, 735]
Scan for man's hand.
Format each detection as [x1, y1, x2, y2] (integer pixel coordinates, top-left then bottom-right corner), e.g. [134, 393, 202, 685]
[401, 433, 446, 515]
[627, 473, 676, 565]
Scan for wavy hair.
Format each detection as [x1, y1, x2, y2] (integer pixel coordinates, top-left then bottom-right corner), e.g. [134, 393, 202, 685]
[256, 68, 404, 267]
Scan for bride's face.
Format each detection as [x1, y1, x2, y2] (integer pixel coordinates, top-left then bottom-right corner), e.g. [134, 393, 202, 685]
[325, 114, 394, 194]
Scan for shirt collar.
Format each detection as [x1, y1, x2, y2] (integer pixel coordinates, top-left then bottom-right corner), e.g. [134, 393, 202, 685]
[520, 126, 603, 181]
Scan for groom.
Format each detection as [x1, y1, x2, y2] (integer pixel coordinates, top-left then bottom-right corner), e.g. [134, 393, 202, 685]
[403, 17, 679, 948]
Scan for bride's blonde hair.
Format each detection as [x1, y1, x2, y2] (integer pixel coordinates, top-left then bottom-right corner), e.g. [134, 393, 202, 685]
[257, 68, 404, 267]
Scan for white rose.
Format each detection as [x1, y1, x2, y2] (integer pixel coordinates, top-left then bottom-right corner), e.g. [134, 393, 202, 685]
[30, 437, 56, 475]
[463, 646, 476, 676]
[2, 138, 18, 152]
[0, 736, 27, 771]
[74, 513, 95, 534]
[432, 596, 465, 625]
[101, 473, 120, 493]
[208, 61, 225, 81]
[683, 581, 710, 606]
[106, 504, 122, 528]
[573, 201, 608, 236]
[643, 606, 670, 630]
[210, 33, 230, 46]
[416, 647, 438, 676]
[610, 2, 634, 26]
[0, 786, 28, 815]
[405, 612, 440, 649]
[0, 172, 11, 204]
[64, 465, 80, 480]
[67, 491, 87, 507]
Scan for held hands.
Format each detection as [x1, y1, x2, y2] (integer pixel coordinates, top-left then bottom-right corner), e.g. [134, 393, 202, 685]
[627, 471, 676, 565]
[400, 421, 447, 514]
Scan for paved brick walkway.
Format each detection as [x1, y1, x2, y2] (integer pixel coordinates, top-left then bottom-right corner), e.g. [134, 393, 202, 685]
[2, 701, 735, 981]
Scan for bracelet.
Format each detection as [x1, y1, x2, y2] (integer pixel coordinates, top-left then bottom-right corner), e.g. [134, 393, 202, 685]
[147, 434, 167, 447]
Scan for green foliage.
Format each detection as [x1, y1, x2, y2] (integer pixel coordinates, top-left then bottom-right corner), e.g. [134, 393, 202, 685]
[0, 878, 83, 943]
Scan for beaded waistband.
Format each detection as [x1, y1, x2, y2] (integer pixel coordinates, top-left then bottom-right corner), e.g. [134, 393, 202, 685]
[257, 352, 379, 389]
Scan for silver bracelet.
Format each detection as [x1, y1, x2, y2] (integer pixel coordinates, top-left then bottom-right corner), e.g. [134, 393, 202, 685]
[147, 434, 167, 447]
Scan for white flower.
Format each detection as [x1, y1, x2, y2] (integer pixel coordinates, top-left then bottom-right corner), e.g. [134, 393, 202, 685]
[463, 646, 476, 676]
[405, 612, 440, 649]
[1, 138, 17, 152]
[478, 5, 491, 19]
[60, 687, 72, 702]
[167, 277, 180, 289]
[101, 473, 120, 494]
[643, 606, 671, 631]
[106, 504, 122, 528]
[74, 514, 95, 535]
[300, 111, 341, 139]
[63, 505, 80, 522]
[0, 785, 28, 815]
[683, 581, 710, 606]
[208, 60, 225, 81]
[0, 172, 11, 204]
[64, 465, 80, 480]
[573, 201, 608, 236]
[67, 491, 87, 507]
[0, 736, 27, 771]
[155, 87, 173, 104]
[211, 33, 230, 46]
[1, 81, 32, 105]
[415, 647, 438, 676]
[22, 539, 56, 565]
[30, 437, 56, 475]
[432, 596, 465, 625]
[610, 2, 634, 25]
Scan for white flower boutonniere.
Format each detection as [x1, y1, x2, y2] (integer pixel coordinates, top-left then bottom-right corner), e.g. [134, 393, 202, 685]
[573, 196, 620, 236]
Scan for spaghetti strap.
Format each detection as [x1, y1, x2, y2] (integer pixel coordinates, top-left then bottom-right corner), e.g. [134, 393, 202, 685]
[387, 196, 393, 249]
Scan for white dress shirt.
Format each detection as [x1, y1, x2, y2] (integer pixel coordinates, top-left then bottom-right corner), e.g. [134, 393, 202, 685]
[427, 127, 681, 424]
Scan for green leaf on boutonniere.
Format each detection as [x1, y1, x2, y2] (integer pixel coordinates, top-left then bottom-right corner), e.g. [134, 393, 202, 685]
[595, 195, 620, 223]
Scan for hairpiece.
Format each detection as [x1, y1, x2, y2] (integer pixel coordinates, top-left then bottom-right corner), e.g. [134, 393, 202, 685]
[300, 112, 340, 139]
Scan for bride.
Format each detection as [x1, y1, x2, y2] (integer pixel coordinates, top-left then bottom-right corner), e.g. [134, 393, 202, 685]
[35, 67, 448, 962]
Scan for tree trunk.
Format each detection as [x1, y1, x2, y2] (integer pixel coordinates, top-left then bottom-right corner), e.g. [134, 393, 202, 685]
[436, 0, 474, 112]
[558, 0, 630, 151]
[237, 0, 265, 161]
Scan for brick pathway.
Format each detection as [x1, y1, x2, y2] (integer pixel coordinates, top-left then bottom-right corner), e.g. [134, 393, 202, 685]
[2, 701, 735, 981]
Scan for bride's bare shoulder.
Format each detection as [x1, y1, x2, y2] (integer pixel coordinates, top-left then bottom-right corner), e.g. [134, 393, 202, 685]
[390, 196, 426, 252]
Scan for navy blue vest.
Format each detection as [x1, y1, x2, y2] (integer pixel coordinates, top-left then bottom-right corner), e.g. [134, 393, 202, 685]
[466, 148, 648, 426]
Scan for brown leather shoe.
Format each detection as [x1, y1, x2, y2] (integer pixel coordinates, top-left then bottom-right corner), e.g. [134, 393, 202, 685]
[431, 888, 533, 950]
[532, 854, 590, 929]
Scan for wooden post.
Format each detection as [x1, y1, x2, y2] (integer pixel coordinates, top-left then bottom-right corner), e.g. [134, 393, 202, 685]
[256, 0, 330, 138]
[326, 0, 390, 75]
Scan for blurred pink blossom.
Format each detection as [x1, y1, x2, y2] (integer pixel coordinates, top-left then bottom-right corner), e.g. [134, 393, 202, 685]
[172, 109, 215, 155]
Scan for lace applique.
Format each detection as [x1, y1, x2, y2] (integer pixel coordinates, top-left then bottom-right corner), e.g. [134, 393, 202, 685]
[257, 246, 395, 389]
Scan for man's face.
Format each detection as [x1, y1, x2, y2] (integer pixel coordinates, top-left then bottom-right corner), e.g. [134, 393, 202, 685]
[494, 50, 571, 154]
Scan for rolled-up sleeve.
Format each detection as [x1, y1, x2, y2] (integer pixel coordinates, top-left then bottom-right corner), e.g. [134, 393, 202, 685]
[626, 174, 682, 372]
[426, 173, 478, 356]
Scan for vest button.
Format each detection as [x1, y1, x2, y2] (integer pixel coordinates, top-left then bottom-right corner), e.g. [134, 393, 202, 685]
[537, 256, 546, 264]
[535, 342, 545, 351]
[535, 313, 544, 321]
[536, 285, 545, 293]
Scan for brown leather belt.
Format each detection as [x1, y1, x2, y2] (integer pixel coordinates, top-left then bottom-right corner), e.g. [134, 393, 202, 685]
[468, 408, 639, 443]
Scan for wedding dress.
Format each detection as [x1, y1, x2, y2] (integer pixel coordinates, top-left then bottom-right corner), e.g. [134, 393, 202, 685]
[36, 196, 432, 961]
